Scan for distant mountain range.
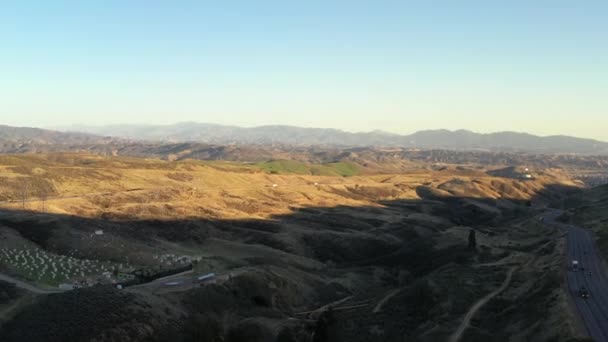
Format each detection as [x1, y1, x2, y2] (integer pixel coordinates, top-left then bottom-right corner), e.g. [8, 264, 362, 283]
[55, 123, 608, 155]
[1, 123, 607, 155]
[3, 124, 608, 177]
[0, 124, 113, 145]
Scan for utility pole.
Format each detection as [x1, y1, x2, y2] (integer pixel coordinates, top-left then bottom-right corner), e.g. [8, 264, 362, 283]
[20, 180, 28, 209]
[40, 190, 47, 213]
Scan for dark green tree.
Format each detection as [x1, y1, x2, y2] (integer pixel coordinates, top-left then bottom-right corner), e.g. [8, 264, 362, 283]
[313, 307, 336, 342]
[468, 230, 477, 251]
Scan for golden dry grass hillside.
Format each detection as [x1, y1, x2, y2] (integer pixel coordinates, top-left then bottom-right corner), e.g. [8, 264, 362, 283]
[0, 153, 579, 221]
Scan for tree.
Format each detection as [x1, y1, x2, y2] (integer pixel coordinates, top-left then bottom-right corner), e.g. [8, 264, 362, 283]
[468, 229, 477, 252]
[312, 313, 329, 342]
[313, 307, 336, 342]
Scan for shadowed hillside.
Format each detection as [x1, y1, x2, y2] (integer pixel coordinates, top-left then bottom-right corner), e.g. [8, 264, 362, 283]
[0, 179, 585, 342]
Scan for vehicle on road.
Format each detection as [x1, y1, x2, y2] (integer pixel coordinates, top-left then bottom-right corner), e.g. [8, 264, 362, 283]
[588, 271, 593, 276]
[195, 272, 216, 286]
[572, 260, 579, 271]
[578, 287, 590, 299]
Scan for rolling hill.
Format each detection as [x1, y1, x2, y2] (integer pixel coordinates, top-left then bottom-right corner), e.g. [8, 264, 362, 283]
[0, 153, 585, 341]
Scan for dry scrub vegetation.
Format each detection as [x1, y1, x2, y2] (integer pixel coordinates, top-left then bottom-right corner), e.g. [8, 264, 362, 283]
[0, 153, 588, 342]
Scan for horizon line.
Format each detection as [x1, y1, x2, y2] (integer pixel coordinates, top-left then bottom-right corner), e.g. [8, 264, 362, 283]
[32, 122, 605, 143]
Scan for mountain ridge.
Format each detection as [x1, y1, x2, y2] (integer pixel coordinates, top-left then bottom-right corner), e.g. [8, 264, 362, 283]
[53, 123, 608, 154]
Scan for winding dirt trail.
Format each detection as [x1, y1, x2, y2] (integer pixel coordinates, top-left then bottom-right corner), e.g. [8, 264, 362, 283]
[373, 288, 401, 313]
[448, 267, 516, 342]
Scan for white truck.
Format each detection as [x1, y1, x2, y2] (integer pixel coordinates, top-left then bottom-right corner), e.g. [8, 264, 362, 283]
[572, 260, 579, 272]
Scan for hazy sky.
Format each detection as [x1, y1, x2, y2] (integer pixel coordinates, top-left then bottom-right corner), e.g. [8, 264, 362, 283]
[1, 1, 607, 140]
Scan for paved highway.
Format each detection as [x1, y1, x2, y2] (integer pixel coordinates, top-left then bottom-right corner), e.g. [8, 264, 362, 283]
[546, 209, 608, 342]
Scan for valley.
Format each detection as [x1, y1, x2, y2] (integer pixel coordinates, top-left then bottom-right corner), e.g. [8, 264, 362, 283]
[3, 2, 606, 340]
[0, 153, 593, 341]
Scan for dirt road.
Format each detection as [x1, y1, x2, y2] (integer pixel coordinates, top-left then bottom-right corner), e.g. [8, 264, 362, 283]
[373, 288, 400, 313]
[448, 267, 516, 342]
[0, 273, 64, 294]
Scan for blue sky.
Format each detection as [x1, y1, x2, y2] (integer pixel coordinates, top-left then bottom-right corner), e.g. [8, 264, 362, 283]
[0, 1, 607, 140]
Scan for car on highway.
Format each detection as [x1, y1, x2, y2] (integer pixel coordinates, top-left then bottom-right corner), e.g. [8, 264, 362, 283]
[164, 281, 182, 286]
[578, 287, 590, 299]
